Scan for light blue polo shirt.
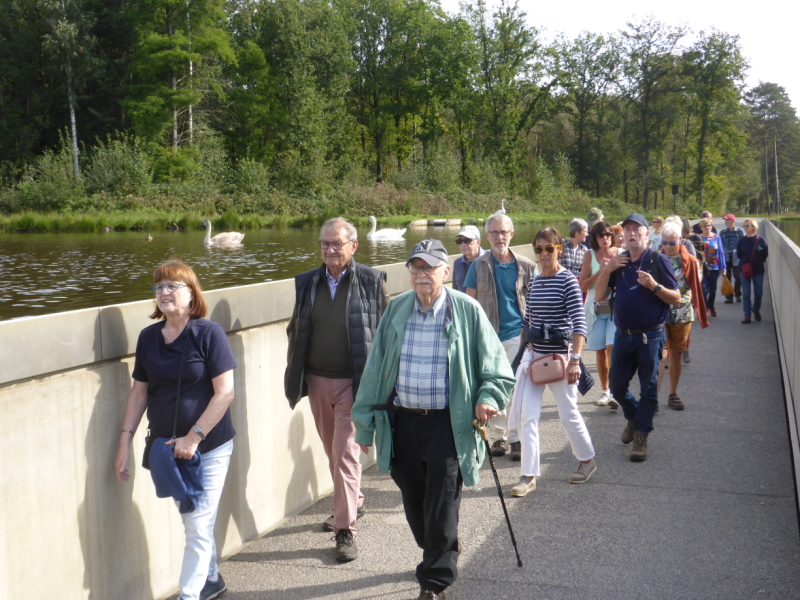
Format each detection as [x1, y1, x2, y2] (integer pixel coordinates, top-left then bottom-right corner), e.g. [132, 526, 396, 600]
[464, 255, 523, 342]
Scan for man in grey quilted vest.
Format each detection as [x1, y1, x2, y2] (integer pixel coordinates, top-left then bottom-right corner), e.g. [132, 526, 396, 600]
[464, 213, 536, 460]
[284, 217, 389, 563]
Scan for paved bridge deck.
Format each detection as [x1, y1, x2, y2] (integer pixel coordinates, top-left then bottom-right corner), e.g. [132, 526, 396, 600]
[201, 270, 800, 599]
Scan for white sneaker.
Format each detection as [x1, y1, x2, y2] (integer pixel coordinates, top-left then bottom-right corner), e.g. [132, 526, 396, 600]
[596, 389, 610, 406]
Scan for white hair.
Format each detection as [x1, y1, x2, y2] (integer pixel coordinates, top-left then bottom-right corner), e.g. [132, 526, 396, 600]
[485, 213, 514, 233]
[661, 222, 682, 239]
[321, 217, 357, 241]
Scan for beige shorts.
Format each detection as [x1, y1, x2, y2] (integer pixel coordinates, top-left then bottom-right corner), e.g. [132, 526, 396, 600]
[665, 322, 691, 353]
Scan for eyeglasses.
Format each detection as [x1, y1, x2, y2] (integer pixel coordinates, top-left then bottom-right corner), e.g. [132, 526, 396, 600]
[488, 230, 511, 237]
[744, 223, 753, 227]
[455, 237, 475, 244]
[597, 232, 614, 238]
[533, 245, 562, 254]
[661, 240, 678, 246]
[408, 264, 441, 275]
[319, 240, 353, 251]
[152, 281, 188, 294]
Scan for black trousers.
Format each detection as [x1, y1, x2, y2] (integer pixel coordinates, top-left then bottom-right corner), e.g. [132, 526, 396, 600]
[725, 255, 742, 298]
[391, 409, 462, 593]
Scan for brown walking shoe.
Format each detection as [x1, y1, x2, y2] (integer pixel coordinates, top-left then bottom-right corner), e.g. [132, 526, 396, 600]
[621, 419, 635, 444]
[631, 432, 648, 462]
[490, 439, 508, 457]
[334, 529, 358, 562]
[668, 394, 684, 411]
[418, 588, 446, 599]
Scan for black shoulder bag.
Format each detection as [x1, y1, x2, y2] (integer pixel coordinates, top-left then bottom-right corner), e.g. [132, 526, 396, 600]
[142, 318, 195, 470]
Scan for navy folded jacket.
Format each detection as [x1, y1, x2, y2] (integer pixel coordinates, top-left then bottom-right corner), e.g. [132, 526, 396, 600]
[149, 437, 204, 514]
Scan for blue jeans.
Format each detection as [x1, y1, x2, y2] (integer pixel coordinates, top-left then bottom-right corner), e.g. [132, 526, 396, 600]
[609, 328, 665, 435]
[702, 268, 721, 309]
[178, 439, 233, 600]
[741, 273, 764, 318]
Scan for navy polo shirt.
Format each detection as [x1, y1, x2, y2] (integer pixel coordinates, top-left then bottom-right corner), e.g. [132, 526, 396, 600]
[610, 248, 679, 331]
[133, 318, 237, 454]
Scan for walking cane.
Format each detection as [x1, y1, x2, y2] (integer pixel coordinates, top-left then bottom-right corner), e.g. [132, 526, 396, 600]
[473, 419, 523, 567]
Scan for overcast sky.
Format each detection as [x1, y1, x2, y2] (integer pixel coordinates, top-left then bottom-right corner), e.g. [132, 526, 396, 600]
[440, 0, 797, 110]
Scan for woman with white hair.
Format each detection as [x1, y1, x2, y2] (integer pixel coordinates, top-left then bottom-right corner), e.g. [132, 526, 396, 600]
[560, 218, 589, 278]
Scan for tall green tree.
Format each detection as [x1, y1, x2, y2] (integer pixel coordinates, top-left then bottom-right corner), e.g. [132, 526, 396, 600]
[682, 30, 747, 206]
[127, 0, 234, 150]
[619, 16, 685, 208]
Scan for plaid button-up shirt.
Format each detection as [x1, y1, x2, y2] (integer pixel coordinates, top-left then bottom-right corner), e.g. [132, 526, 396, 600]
[396, 289, 450, 409]
[559, 238, 587, 278]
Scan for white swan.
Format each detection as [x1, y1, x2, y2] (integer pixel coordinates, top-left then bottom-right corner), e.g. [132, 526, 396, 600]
[495, 199, 506, 215]
[367, 216, 406, 240]
[202, 219, 245, 247]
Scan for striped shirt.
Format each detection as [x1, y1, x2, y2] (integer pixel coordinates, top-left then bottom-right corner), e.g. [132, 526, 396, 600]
[396, 289, 450, 409]
[523, 269, 587, 353]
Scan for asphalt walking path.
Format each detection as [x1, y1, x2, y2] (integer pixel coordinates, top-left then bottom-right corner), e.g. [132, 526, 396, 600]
[211, 269, 800, 600]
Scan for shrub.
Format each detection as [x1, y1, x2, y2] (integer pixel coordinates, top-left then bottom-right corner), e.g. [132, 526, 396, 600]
[16, 135, 85, 211]
[84, 135, 152, 197]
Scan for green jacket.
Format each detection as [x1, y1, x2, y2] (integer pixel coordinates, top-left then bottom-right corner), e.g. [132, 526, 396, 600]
[351, 288, 515, 487]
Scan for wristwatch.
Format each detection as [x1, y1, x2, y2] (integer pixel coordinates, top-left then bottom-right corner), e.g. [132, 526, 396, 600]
[192, 424, 207, 440]
[569, 353, 581, 361]
[653, 284, 662, 294]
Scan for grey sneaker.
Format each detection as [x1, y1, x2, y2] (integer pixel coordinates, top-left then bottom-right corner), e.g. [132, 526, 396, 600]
[322, 503, 366, 532]
[631, 432, 648, 462]
[334, 529, 358, 562]
[608, 395, 619, 409]
[200, 574, 227, 600]
[511, 475, 536, 497]
[682, 350, 691, 364]
[509, 441, 522, 461]
[621, 419, 635, 444]
[569, 459, 597, 484]
[668, 394, 684, 411]
[490, 439, 508, 457]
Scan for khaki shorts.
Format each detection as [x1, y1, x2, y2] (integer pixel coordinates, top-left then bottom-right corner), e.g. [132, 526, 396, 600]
[665, 322, 691, 353]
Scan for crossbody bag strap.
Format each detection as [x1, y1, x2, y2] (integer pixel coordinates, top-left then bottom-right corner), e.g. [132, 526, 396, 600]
[749, 235, 759, 263]
[171, 317, 195, 439]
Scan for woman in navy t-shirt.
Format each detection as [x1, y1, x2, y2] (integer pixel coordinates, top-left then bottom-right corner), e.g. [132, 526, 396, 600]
[115, 260, 236, 600]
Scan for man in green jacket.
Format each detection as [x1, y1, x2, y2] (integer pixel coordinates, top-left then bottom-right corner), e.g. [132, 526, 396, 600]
[352, 239, 515, 600]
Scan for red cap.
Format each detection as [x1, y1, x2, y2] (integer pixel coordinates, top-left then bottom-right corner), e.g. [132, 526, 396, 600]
[723, 214, 736, 221]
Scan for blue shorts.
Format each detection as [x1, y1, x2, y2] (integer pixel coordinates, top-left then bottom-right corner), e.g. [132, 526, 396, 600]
[586, 312, 616, 351]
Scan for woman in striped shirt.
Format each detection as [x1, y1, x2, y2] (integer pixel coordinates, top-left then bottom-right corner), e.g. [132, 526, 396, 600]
[507, 227, 596, 497]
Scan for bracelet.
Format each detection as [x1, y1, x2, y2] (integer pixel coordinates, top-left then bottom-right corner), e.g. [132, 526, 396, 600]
[568, 360, 580, 365]
[121, 429, 135, 436]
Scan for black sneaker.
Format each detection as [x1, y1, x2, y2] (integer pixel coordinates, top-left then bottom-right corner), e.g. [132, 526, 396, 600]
[509, 441, 521, 461]
[334, 529, 358, 562]
[736, 296, 742, 303]
[754, 311, 762, 321]
[323, 504, 366, 532]
[200, 574, 227, 600]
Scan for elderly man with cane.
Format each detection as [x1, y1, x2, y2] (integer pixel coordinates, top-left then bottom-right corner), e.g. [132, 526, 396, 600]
[352, 239, 515, 600]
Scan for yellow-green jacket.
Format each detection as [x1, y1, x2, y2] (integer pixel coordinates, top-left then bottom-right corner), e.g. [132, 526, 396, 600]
[351, 288, 515, 487]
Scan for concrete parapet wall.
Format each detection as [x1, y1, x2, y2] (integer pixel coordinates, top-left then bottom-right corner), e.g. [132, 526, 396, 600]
[763, 220, 800, 504]
[0, 245, 536, 600]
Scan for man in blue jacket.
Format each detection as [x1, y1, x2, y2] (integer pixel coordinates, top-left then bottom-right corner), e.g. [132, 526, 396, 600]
[352, 239, 515, 600]
[720, 214, 745, 303]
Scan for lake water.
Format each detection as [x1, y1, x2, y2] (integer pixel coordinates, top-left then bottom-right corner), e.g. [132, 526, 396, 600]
[0, 221, 570, 321]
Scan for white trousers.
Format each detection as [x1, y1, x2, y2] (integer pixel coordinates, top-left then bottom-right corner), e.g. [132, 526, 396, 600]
[178, 439, 233, 600]
[488, 336, 520, 444]
[516, 353, 595, 476]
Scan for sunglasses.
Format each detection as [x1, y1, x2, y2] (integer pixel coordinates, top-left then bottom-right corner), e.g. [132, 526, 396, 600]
[533, 245, 562, 254]
[596, 232, 614, 238]
[661, 240, 678, 246]
[455, 237, 475, 244]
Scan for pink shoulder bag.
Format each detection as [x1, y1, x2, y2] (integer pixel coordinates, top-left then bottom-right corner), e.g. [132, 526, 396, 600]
[529, 353, 568, 385]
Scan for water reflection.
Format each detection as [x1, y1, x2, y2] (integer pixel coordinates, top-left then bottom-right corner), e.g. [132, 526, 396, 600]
[0, 222, 569, 321]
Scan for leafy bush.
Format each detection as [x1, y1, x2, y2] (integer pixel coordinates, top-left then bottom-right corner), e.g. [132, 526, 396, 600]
[16, 136, 85, 211]
[84, 135, 152, 196]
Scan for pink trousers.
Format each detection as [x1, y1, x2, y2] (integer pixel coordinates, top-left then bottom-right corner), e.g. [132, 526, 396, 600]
[305, 374, 364, 533]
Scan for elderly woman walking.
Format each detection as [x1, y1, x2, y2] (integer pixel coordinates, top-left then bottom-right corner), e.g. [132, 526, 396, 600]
[115, 260, 236, 600]
[560, 218, 589, 278]
[508, 227, 595, 497]
[698, 217, 726, 317]
[738, 219, 769, 324]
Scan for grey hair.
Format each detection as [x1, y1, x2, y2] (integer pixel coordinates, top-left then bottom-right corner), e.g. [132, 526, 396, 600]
[485, 213, 514, 233]
[700, 211, 712, 219]
[661, 222, 682, 239]
[321, 217, 358, 241]
[569, 218, 588, 237]
[664, 215, 682, 226]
